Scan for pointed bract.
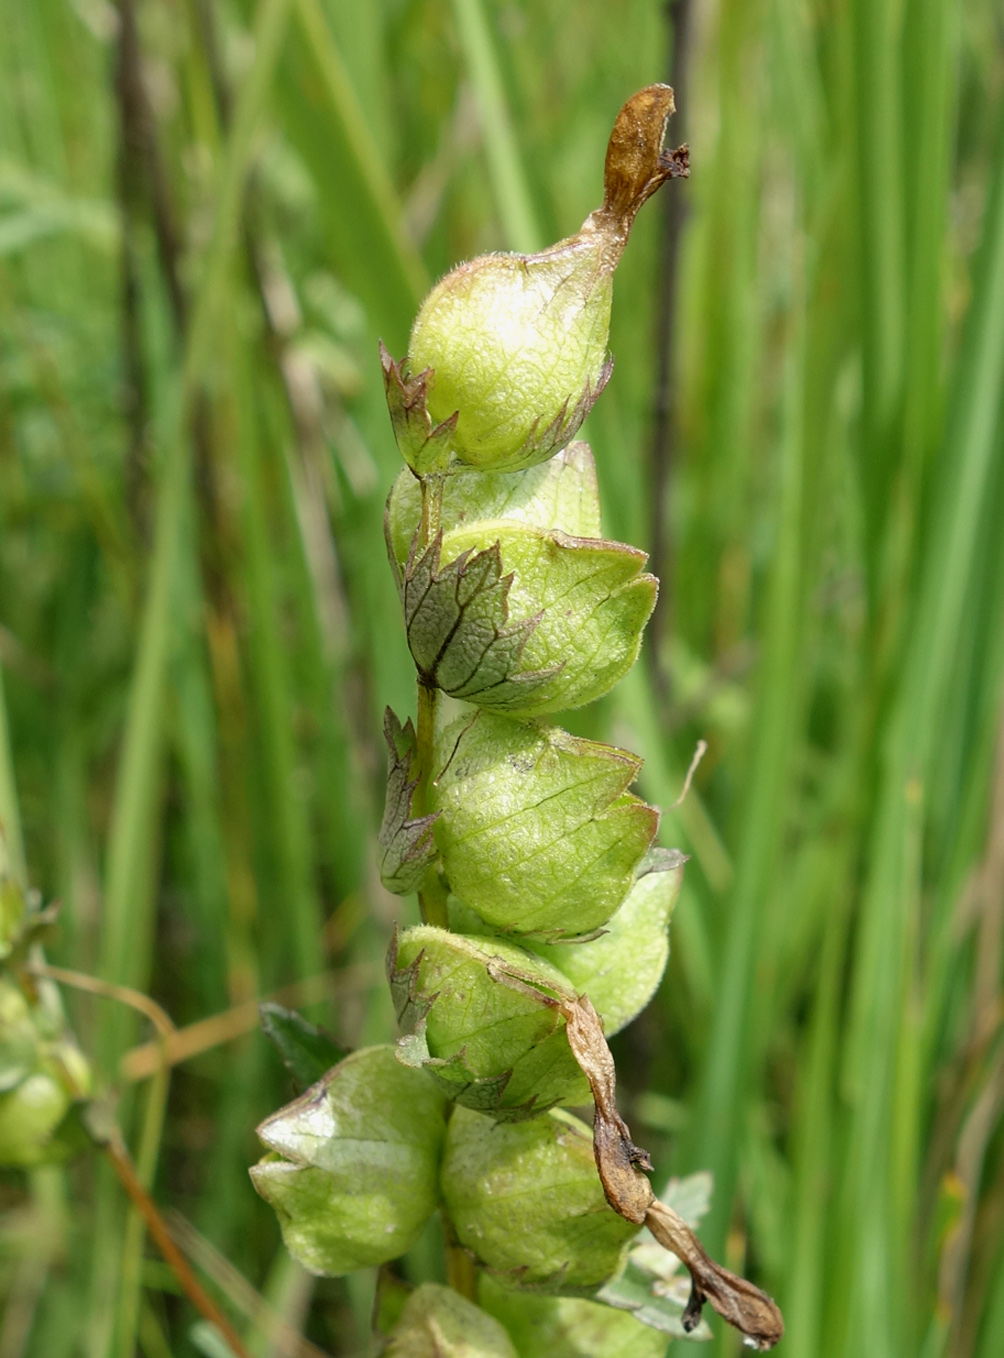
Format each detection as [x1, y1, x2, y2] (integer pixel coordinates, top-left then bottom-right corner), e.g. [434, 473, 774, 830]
[386, 444, 655, 716]
[380, 341, 457, 473]
[429, 523, 656, 716]
[402, 532, 559, 707]
[378, 708, 440, 895]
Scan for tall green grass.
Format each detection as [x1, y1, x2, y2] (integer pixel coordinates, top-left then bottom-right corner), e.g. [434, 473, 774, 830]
[1, 2, 1003, 1356]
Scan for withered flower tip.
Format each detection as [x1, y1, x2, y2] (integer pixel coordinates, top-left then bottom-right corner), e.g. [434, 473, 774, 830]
[389, 85, 689, 474]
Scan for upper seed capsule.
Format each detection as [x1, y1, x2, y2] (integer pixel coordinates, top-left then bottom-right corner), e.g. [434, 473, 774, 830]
[404, 86, 688, 472]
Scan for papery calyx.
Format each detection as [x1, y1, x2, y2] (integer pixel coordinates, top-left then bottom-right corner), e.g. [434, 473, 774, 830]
[390, 86, 688, 473]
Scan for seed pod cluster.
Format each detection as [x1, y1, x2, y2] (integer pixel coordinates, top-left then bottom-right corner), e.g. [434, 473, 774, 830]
[0, 844, 92, 1169]
[253, 87, 784, 1354]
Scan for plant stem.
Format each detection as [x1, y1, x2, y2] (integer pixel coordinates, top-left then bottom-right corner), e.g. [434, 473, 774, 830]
[419, 473, 444, 545]
[415, 473, 449, 929]
[101, 1129, 253, 1358]
[0, 659, 26, 887]
[415, 680, 448, 929]
[441, 1114, 475, 1300]
[442, 1209, 478, 1302]
[417, 864, 450, 929]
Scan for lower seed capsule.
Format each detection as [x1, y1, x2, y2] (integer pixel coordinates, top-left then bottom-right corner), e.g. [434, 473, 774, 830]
[385, 1283, 519, 1358]
[250, 1045, 446, 1275]
[441, 1105, 639, 1292]
[390, 926, 590, 1120]
[479, 1274, 670, 1358]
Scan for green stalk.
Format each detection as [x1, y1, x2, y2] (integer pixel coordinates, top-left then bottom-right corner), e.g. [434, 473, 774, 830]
[689, 301, 808, 1261]
[975, 1235, 1004, 1358]
[94, 3, 298, 1353]
[416, 475, 448, 931]
[228, 326, 321, 983]
[115, 1061, 171, 1358]
[443, 1209, 478, 1301]
[99, 0, 298, 1051]
[783, 895, 848, 1358]
[0, 660, 26, 886]
[839, 91, 1004, 1358]
[850, 0, 905, 559]
[450, 0, 544, 254]
[294, 0, 428, 304]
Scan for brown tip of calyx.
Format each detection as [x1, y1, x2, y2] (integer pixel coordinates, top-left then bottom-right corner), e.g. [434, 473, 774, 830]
[599, 85, 689, 249]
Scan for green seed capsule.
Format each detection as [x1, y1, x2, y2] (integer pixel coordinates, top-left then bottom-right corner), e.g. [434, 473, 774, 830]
[530, 850, 685, 1036]
[479, 1275, 669, 1358]
[390, 926, 590, 1119]
[404, 86, 687, 472]
[0, 1069, 70, 1168]
[441, 1106, 638, 1292]
[385, 1284, 518, 1358]
[408, 244, 612, 471]
[0, 978, 37, 1093]
[0, 975, 91, 1168]
[250, 1045, 446, 1275]
[429, 711, 658, 940]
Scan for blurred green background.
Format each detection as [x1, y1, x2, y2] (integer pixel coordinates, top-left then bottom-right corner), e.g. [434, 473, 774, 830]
[2, 0, 1004, 1355]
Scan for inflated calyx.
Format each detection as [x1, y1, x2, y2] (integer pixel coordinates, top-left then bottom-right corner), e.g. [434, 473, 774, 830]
[385, 86, 688, 473]
[251, 1046, 446, 1275]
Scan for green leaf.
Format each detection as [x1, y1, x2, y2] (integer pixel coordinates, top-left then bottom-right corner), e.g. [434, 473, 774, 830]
[594, 1172, 716, 1341]
[662, 1170, 713, 1228]
[442, 1106, 638, 1292]
[479, 1274, 671, 1358]
[385, 1283, 518, 1358]
[0, 870, 26, 961]
[430, 712, 658, 939]
[250, 1045, 447, 1275]
[188, 1320, 242, 1358]
[532, 849, 686, 1036]
[378, 708, 440, 895]
[401, 533, 558, 708]
[389, 926, 589, 1119]
[594, 1261, 711, 1341]
[259, 1002, 348, 1090]
[385, 440, 603, 575]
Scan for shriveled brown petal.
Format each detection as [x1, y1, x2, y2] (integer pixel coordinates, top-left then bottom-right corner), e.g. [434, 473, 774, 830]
[561, 996, 653, 1224]
[559, 993, 784, 1350]
[600, 85, 690, 243]
[646, 1200, 784, 1351]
